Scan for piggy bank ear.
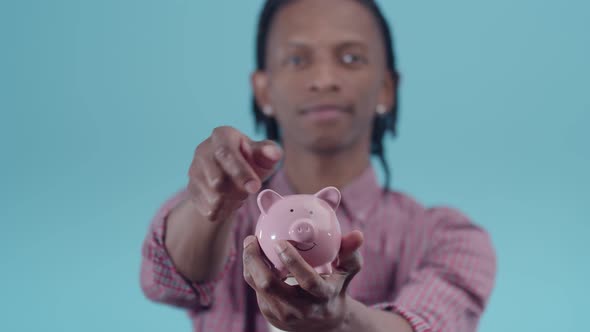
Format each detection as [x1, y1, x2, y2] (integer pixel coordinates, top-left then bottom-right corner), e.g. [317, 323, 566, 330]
[314, 186, 341, 210]
[257, 189, 283, 214]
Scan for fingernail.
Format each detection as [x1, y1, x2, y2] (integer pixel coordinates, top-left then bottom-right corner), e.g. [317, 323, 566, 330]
[243, 236, 256, 248]
[274, 240, 287, 253]
[245, 180, 259, 194]
[262, 145, 281, 160]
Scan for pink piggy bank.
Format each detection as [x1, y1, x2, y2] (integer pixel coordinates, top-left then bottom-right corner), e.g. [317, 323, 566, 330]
[255, 186, 342, 278]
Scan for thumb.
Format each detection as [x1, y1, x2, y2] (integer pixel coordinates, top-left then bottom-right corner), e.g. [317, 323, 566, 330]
[339, 230, 364, 258]
[335, 230, 364, 273]
[329, 231, 364, 293]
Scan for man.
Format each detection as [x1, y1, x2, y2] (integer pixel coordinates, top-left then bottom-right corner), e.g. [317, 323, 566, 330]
[140, 0, 497, 331]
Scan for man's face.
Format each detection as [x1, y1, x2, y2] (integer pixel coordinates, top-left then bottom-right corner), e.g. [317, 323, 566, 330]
[253, 0, 394, 154]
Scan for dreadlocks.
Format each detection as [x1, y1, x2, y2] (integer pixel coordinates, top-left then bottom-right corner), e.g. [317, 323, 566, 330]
[252, 0, 400, 190]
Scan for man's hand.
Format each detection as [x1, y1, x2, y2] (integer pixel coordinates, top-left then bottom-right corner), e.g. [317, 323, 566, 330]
[242, 231, 364, 332]
[187, 126, 282, 221]
[165, 126, 282, 283]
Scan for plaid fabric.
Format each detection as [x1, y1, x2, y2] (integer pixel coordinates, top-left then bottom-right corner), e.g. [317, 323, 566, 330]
[140, 166, 496, 331]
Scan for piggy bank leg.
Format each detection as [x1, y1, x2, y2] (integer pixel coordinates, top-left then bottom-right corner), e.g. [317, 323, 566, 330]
[314, 263, 333, 276]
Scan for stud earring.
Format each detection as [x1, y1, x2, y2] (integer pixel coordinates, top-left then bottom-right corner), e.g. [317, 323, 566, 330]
[262, 105, 273, 116]
[376, 104, 387, 115]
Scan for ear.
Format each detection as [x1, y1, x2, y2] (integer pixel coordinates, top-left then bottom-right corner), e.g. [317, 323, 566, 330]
[251, 71, 271, 115]
[314, 186, 341, 210]
[257, 189, 283, 214]
[378, 70, 398, 113]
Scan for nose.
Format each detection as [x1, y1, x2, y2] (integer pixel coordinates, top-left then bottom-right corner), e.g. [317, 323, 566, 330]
[308, 62, 340, 93]
[289, 219, 316, 243]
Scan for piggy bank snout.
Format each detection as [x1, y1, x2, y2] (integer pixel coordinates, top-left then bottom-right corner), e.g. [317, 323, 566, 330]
[288, 219, 316, 243]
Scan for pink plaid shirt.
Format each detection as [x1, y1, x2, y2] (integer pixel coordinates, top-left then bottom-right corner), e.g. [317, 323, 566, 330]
[140, 166, 496, 331]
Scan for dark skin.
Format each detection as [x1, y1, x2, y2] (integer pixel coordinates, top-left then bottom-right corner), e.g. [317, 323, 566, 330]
[163, 0, 410, 330]
[243, 232, 368, 331]
[253, 0, 395, 195]
[244, 0, 412, 331]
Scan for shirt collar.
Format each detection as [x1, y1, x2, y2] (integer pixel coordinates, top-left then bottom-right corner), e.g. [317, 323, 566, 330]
[265, 164, 383, 223]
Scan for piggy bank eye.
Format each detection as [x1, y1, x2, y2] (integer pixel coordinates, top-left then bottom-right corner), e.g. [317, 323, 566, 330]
[290, 209, 294, 212]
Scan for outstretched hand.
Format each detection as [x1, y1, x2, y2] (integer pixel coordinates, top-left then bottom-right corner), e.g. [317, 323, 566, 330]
[242, 231, 364, 331]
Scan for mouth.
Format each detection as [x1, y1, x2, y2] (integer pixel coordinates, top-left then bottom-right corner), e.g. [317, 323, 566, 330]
[289, 241, 317, 252]
[298, 104, 352, 121]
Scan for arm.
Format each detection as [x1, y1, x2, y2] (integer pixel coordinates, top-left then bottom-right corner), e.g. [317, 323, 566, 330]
[165, 191, 239, 283]
[140, 126, 282, 310]
[242, 206, 495, 332]
[370, 207, 498, 332]
[242, 231, 413, 332]
[139, 189, 238, 310]
[336, 297, 413, 332]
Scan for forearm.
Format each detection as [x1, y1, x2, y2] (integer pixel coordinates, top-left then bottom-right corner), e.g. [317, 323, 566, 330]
[337, 296, 413, 332]
[164, 197, 236, 282]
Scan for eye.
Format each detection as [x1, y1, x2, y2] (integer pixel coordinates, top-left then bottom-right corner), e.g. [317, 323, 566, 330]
[342, 53, 365, 65]
[286, 55, 305, 67]
[309, 211, 313, 215]
[290, 209, 294, 212]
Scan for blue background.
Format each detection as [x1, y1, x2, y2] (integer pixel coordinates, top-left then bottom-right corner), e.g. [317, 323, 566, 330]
[1, 1, 588, 331]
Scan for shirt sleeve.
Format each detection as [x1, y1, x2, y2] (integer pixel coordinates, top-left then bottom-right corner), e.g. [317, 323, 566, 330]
[139, 189, 237, 311]
[372, 207, 497, 332]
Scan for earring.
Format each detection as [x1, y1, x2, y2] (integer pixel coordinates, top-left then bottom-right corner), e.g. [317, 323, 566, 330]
[376, 104, 387, 115]
[262, 105, 273, 116]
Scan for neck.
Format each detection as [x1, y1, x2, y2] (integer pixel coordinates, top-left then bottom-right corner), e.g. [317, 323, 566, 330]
[281, 140, 371, 194]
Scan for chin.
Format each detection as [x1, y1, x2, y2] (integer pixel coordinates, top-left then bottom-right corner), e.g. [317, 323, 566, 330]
[304, 135, 356, 154]
[283, 122, 361, 154]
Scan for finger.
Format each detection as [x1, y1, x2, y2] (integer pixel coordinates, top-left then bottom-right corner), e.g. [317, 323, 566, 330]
[190, 144, 251, 221]
[240, 139, 282, 184]
[211, 128, 261, 194]
[195, 140, 247, 200]
[324, 231, 364, 293]
[336, 249, 362, 290]
[212, 144, 260, 194]
[243, 236, 297, 298]
[338, 230, 364, 260]
[274, 240, 334, 302]
[189, 171, 247, 222]
[200, 172, 249, 202]
[323, 248, 363, 296]
[196, 148, 225, 191]
[257, 296, 302, 331]
[247, 140, 283, 171]
[256, 297, 282, 326]
[335, 231, 364, 277]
